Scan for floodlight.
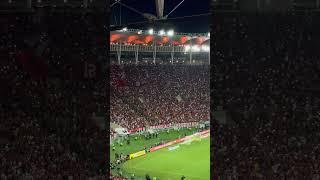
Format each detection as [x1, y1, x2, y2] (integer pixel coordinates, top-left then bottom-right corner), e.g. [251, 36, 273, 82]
[167, 30, 174, 37]
[207, 32, 210, 37]
[122, 27, 128, 32]
[201, 45, 210, 52]
[184, 45, 191, 52]
[159, 30, 165, 36]
[192, 45, 200, 52]
[148, 28, 154, 35]
[137, 30, 142, 34]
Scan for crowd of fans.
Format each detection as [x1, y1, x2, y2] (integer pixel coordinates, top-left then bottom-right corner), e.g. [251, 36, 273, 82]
[4, 6, 320, 180]
[110, 64, 210, 131]
[1, 12, 107, 179]
[110, 61, 209, 180]
[212, 13, 320, 179]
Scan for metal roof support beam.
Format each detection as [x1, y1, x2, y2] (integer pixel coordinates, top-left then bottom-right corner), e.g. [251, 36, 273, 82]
[111, 0, 120, 7]
[165, 0, 185, 19]
[155, 0, 164, 18]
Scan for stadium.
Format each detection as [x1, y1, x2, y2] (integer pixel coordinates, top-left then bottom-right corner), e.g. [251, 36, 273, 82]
[110, 1, 210, 179]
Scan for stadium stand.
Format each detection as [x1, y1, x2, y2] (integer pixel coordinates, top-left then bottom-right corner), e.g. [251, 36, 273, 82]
[111, 64, 210, 131]
[212, 13, 320, 179]
[0, 12, 107, 179]
[110, 62, 210, 179]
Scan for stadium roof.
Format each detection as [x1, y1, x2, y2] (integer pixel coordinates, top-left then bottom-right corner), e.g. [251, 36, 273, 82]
[110, 29, 210, 46]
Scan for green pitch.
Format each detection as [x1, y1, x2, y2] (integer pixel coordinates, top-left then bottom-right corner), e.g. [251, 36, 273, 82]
[123, 137, 210, 180]
[110, 128, 198, 161]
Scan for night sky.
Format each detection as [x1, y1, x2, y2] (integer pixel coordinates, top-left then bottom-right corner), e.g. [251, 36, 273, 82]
[110, 0, 210, 33]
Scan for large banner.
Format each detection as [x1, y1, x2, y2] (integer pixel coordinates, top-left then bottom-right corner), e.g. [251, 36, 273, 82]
[129, 150, 146, 159]
[149, 138, 185, 152]
[149, 130, 210, 152]
[150, 140, 177, 152]
[126, 122, 201, 134]
[148, 122, 199, 130]
[127, 127, 145, 134]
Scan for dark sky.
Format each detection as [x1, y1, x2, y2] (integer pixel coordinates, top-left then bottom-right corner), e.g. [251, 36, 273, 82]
[110, 0, 210, 33]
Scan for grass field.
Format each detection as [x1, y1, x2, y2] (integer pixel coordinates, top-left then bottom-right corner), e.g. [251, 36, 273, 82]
[110, 128, 198, 162]
[122, 137, 210, 180]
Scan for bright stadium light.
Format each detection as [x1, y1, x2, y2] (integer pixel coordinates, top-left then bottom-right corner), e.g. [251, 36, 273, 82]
[167, 30, 174, 37]
[137, 30, 142, 34]
[122, 27, 128, 32]
[184, 45, 191, 52]
[148, 28, 154, 35]
[207, 32, 210, 37]
[201, 45, 210, 52]
[192, 45, 200, 52]
[159, 29, 165, 36]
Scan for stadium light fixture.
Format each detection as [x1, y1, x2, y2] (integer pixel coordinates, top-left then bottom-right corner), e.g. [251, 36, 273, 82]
[137, 30, 142, 34]
[201, 45, 210, 52]
[192, 45, 200, 52]
[122, 27, 128, 32]
[167, 30, 174, 37]
[207, 32, 210, 37]
[148, 28, 154, 35]
[159, 29, 165, 36]
[184, 45, 191, 52]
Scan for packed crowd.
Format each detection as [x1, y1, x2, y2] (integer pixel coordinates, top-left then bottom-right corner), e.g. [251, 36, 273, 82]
[1, 12, 107, 179]
[110, 65, 210, 131]
[110, 64, 209, 180]
[212, 13, 320, 179]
